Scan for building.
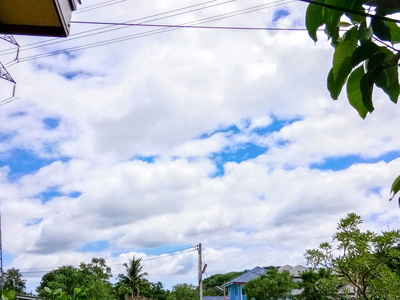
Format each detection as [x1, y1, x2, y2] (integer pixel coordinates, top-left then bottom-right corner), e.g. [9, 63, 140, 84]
[225, 265, 308, 300]
[0, 0, 81, 37]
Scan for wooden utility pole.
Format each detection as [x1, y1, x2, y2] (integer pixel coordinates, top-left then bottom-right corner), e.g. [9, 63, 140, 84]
[198, 243, 203, 300]
[198, 243, 207, 300]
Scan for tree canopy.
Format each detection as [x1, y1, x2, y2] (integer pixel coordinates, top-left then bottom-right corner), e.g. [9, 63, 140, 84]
[1, 268, 26, 294]
[305, 213, 400, 300]
[243, 267, 296, 300]
[36, 258, 114, 300]
[167, 284, 198, 300]
[115, 256, 148, 300]
[305, 0, 400, 119]
[203, 271, 244, 296]
[295, 268, 342, 300]
[305, 0, 400, 201]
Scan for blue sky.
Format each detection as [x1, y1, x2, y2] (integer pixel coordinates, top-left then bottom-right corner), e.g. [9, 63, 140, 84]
[0, 0, 399, 294]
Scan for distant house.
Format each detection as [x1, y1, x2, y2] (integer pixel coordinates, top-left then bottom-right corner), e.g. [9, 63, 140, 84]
[225, 265, 308, 300]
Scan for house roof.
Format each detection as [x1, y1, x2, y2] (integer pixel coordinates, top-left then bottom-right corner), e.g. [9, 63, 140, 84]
[226, 265, 308, 286]
[226, 267, 266, 286]
[278, 265, 308, 278]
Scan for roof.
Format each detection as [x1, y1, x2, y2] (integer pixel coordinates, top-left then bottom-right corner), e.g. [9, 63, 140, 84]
[226, 265, 308, 286]
[226, 267, 266, 286]
[278, 265, 308, 278]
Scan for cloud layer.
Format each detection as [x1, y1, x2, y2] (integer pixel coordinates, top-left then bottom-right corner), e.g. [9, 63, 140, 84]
[0, 0, 399, 293]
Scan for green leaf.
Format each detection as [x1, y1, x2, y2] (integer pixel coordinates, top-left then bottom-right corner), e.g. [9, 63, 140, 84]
[338, 22, 352, 27]
[332, 27, 357, 80]
[357, 26, 373, 42]
[328, 57, 353, 99]
[371, 18, 392, 42]
[367, 51, 389, 72]
[386, 21, 400, 44]
[375, 65, 400, 103]
[390, 175, 400, 200]
[360, 66, 385, 112]
[306, 1, 326, 42]
[44, 287, 51, 293]
[53, 288, 62, 295]
[351, 41, 380, 67]
[347, 66, 368, 118]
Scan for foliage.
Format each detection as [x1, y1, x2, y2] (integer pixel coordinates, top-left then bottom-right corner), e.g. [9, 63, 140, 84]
[1, 290, 17, 300]
[305, 0, 400, 200]
[167, 284, 198, 300]
[141, 281, 170, 300]
[115, 256, 148, 300]
[243, 267, 296, 300]
[305, 0, 400, 119]
[37, 258, 113, 300]
[43, 286, 88, 300]
[295, 268, 343, 300]
[305, 213, 400, 300]
[1, 268, 25, 294]
[203, 271, 244, 296]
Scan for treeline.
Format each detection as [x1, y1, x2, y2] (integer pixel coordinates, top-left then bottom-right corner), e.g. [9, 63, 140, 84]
[3, 213, 399, 300]
[0, 256, 242, 300]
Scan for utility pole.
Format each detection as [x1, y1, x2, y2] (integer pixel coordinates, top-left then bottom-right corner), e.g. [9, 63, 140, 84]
[198, 243, 207, 300]
[0, 209, 3, 295]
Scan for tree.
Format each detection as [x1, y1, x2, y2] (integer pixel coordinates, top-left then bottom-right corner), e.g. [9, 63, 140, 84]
[203, 272, 244, 296]
[305, 213, 400, 300]
[140, 281, 169, 300]
[305, 0, 400, 119]
[115, 256, 148, 300]
[167, 284, 198, 300]
[304, 0, 400, 199]
[1, 268, 25, 294]
[37, 258, 114, 300]
[295, 268, 342, 300]
[243, 267, 296, 300]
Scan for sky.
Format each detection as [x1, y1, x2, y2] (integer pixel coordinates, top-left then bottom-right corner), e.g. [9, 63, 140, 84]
[0, 0, 399, 294]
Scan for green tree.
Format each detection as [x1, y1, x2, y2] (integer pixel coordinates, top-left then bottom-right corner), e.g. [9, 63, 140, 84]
[243, 267, 296, 300]
[203, 271, 243, 296]
[295, 268, 342, 300]
[304, 0, 400, 199]
[115, 256, 148, 300]
[305, 213, 400, 300]
[1, 268, 25, 294]
[167, 284, 198, 300]
[37, 258, 113, 300]
[305, 0, 400, 119]
[141, 281, 169, 300]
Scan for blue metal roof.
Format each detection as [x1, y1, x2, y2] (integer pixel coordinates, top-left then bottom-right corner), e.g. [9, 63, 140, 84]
[226, 267, 266, 286]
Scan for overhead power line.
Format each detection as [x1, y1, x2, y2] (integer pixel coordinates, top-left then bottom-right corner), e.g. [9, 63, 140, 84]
[8, 0, 296, 64]
[71, 20, 308, 31]
[0, 0, 234, 56]
[18, 246, 198, 274]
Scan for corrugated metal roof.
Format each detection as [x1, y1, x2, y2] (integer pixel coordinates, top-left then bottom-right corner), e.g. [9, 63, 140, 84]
[278, 265, 308, 277]
[226, 267, 266, 285]
[226, 265, 308, 287]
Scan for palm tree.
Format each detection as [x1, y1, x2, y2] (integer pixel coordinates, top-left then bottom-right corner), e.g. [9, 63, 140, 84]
[116, 256, 148, 299]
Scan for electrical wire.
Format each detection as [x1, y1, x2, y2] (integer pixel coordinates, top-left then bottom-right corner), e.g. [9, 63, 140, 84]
[18, 246, 198, 274]
[13, 0, 297, 63]
[0, 0, 233, 56]
[74, 0, 127, 15]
